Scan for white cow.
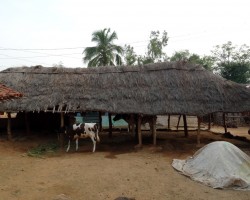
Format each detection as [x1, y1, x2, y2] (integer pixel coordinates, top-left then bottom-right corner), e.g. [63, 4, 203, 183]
[65, 123, 100, 152]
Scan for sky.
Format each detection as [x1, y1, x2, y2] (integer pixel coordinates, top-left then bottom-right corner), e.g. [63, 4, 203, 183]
[0, 0, 250, 70]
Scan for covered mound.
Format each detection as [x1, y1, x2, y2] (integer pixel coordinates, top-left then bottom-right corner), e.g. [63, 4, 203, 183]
[172, 141, 250, 190]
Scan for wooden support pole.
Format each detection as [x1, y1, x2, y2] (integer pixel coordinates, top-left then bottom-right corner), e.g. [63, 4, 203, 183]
[60, 112, 65, 149]
[7, 112, 12, 141]
[25, 112, 30, 136]
[137, 115, 142, 147]
[98, 112, 102, 131]
[183, 115, 188, 137]
[197, 116, 201, 145]
[208, 114, 211, 130]
[60, 112, 64, 128]
[130, 114, 135, 136]
[152, 116, 157, 145]
[134, 114, 138, 143]
[176, 115, 181, 131]
[168, 114, 170, 130]
[223, 113, 227, 133]
[108, 113, 112, 138]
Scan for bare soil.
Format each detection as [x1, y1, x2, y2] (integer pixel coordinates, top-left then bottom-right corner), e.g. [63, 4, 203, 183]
[0, 128, 250, 200]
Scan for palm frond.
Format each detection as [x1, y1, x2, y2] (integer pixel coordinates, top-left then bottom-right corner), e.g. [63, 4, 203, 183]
[83, 28, 124, 67]
[108, 31, 118, 43]
[83, 47, 98, 63]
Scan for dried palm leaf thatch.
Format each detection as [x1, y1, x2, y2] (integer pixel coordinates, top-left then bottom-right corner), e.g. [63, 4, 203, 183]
[0, 61, 249, 116]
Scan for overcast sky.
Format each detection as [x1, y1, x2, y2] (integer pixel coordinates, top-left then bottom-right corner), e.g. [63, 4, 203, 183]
[0, 0, 249, 70]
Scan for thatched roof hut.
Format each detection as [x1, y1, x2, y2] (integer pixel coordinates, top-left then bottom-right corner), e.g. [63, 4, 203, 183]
[0, 62, 249, 116]
[0, 83, 23, 101]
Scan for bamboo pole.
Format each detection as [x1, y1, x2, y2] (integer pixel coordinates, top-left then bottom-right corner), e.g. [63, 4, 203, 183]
[7, 112, 12, 141]
[108, 113, 112, 138]
[137, 115, 142, 147]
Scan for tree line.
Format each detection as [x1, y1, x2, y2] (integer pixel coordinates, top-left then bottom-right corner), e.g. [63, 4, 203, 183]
[82, 28, 250, 84]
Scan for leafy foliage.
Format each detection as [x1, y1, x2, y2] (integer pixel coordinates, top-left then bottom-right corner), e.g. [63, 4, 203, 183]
[211, 41, 250, 83]
[220, 62, 250, 83]
[123, 44, 137, 65]
[83, 29, 250, 83]
[83, 28, 124, 67]
[170, 50, 214, 71]
[170, 50, 190, 62]
[138, 30, 168, 65]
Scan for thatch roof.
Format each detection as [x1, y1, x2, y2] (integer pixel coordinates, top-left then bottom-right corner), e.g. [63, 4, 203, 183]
[0, 62, 249, 116]
[0, 83, 23, 101]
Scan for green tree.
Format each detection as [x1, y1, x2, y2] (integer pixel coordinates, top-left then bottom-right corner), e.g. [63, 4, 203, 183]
[124, 44, 137, 65]
[83, 28, 124, 67]
[220, 62, 250, 84]
[170, 50, 214, 71]
[139, 30, 169, 65]
[203, 56, 214, 70]
[211, 41, 250, 83]
[170, 50, 190, 62]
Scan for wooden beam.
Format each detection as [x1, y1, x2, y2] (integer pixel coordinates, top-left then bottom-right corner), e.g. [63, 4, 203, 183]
[130, 114, 135, 136]
[197, 116, 201, 145]
[60, 112, 64, 128]
[7, 112, 12, 141]
[25, 112, 30, 136]
[108, 113, 112, 138]
[167, 114, 170, 130]
[223, 113, 227, 133]
[60, 112, 65, 149]
[152, 116, 157, 145]
[134, 114, 138, 143]
[137, 115, 142, 147]
[208, 114, 211, 130]
[98, 112, 103, 131]
[183, 115, 188, 137]
[176, 115, 181, 131]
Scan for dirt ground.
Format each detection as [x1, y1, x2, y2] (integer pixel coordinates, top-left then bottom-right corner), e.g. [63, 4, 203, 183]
[0, 127, 250, 200]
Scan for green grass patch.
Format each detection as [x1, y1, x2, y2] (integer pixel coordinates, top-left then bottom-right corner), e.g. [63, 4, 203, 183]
[27, 142, 60, 158]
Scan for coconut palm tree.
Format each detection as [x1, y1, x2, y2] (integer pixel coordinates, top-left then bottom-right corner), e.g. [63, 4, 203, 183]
[83, 28, 124, 67]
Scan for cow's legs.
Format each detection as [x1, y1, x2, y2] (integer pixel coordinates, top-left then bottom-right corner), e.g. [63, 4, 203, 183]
[76, 138, 79, 151]
[90, 136, 96, 152]
[66, 140, 70, 152]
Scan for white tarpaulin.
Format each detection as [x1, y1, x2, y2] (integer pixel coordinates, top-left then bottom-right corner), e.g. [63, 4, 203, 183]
[172, 141, 250, 190]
